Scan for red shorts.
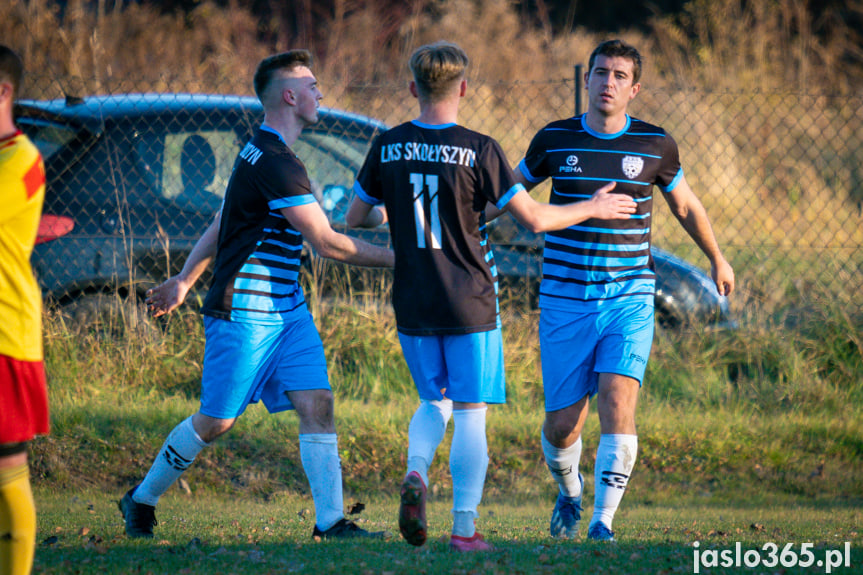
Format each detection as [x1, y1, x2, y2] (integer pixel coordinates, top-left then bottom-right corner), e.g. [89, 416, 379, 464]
[0, 355, 49, 444]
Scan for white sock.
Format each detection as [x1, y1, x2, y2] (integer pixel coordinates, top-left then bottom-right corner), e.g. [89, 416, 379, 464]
[450, 407, 488, 537]
[591, 434, 638, 531]
[406, 399, 453, 486]
[541, 430, 583, 499]
[299, 433, 344, 532]
[134, 416, 208, 506]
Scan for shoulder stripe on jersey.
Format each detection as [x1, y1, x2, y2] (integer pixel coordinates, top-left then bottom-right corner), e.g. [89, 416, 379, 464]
[516, 159, 543, 183]
[496, 183, 525, 210]
[269, 194, 317, 210]
[660, 168, 684, 193]
[352, 182, 383, 206]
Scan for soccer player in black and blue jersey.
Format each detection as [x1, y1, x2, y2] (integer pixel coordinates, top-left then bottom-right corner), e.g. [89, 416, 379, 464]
[120, 50, 394, 541]
[347, 41, 637, 552]
[515, 40, 735, 542]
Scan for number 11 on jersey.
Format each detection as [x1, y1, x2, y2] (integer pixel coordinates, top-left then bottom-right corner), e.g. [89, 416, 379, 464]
[410, 172, 442, 249]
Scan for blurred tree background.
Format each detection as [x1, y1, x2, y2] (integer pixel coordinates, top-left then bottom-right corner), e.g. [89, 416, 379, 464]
[4, 0, 861, 94]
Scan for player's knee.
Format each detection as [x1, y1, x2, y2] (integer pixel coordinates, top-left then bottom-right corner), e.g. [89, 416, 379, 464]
[544, 416, 579, 446]
[295, 390, 334, 426]
[313, 391, 335, 422]
[194, 417, 235, 443]
[598, 395, 636, 424]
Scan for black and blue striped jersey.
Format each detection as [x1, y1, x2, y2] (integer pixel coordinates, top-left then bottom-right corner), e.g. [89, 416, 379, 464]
[202, 126, 315, 324]
[517, 114, 682, 313]
[354, 120, 523, 335]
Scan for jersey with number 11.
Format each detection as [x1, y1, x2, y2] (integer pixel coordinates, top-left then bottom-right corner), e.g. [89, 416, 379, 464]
[354, 120, 522, 336]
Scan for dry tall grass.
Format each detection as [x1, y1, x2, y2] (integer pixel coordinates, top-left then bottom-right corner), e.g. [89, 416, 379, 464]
[3, 0, 860, 96]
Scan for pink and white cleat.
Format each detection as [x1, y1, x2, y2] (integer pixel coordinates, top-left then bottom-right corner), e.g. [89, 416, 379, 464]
[449, 531, 492, 552]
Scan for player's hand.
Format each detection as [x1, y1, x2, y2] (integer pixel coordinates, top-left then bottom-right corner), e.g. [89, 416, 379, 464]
[589, 182, 637, 220]
[711, 256, 735, 296]
[145, 275, 190, 317]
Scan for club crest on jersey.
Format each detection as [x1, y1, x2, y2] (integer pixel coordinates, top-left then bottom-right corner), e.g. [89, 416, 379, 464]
[621, 155, 644, 179]
[559, 154, 582, 173]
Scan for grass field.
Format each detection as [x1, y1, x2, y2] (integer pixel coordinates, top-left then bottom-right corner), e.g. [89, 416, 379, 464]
[27, 280, 863, 574]
[31, 489, 862, 574]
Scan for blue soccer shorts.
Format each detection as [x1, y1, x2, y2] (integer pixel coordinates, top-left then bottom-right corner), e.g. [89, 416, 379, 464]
[539, 303, 654, 412]
[397, 328, 506, 404]
[199, 313, 330, 419]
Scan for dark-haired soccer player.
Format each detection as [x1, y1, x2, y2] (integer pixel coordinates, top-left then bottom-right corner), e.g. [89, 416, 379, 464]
[347, 41, 636, 552]
[0, 44, 48, 575]
[120, 50, 393, 541]
[515, 39, 734, 542]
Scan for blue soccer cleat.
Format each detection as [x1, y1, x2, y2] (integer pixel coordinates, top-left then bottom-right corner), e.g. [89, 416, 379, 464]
[587, 522, 616, 542]
[549, 472, 583, 539]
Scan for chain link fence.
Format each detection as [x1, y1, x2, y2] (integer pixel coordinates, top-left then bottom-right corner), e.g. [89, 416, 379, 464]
[19, 74, 863, 325]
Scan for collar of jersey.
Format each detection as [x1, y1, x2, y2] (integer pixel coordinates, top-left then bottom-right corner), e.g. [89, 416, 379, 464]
[581, 114, 632, 140]
[0, 129, 23, 144]
[259, 124, 288, 146]
[411, 119, 457, 130]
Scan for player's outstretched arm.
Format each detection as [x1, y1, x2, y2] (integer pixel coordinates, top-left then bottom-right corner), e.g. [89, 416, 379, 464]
[146, 211, 221, 317]
[345, 196, 387, 228]
[281, 203, 394, 268]
[662, 175, 735, 296]
[505, 181, 637, 233]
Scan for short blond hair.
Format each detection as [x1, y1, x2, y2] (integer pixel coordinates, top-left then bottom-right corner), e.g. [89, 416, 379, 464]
[409, 41, 468, 102]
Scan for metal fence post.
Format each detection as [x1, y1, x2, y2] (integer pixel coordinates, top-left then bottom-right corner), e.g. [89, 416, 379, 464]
[574, 64, 583, 116]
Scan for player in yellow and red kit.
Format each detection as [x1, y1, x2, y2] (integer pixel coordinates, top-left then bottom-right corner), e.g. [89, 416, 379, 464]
[0, 45, 48, 575]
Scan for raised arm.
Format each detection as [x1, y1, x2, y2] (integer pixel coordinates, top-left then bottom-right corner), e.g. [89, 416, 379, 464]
[502, 168, 637, 233]
[662, 175, 735, 296]
[281, 202, 394, 267]
[145, 211, 221, 317]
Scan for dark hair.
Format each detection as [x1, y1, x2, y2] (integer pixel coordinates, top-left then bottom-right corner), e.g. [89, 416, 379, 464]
[409, 41, 469, 102]
[588, 40, 642, 84]
[0, 45, 24, 99]
[253, 49, 313, 102]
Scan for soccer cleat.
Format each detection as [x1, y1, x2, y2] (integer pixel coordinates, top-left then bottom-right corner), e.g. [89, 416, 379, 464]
[549, 472, 583, 539]
[398, 471, 427, 546]
[118, 486, 157, 538]
[449, 531, 492, 552]
[587, 522, 616, 542]
[312, 518, 387, 540]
